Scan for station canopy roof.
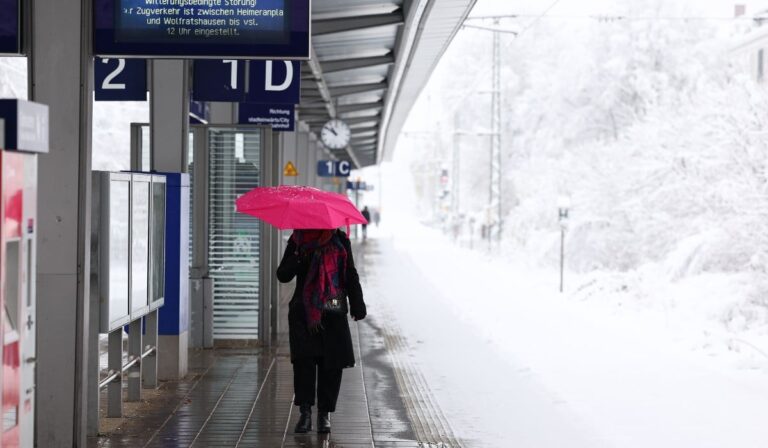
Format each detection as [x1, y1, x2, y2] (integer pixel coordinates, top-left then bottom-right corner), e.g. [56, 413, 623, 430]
[301, 0, 477, 167]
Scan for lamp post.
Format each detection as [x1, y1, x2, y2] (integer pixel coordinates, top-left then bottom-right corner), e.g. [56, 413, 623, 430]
[557, 196, 571, 293]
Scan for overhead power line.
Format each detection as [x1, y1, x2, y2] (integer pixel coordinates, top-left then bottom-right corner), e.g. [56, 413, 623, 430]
[462, 23, 518, 35]
[465, 13, 759, 22]
[516, 0, 563, 36]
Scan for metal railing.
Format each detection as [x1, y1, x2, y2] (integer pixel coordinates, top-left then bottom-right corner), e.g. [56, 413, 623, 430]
[86, 308, 161, 437]
[98, 345, 157, 390]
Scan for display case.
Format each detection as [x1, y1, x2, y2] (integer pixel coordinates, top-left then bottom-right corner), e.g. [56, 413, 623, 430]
[92, 172, 168, 332]
[130, 174, 151, 320]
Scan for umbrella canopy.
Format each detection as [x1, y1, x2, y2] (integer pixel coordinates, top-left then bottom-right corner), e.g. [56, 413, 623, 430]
[235, 185, 368, 230]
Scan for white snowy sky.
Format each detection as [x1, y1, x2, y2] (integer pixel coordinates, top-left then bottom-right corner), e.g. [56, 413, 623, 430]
[469, 0, 768, 17]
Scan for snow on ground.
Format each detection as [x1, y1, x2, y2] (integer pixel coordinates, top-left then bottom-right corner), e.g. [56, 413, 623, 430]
[361, 212, 768, 447]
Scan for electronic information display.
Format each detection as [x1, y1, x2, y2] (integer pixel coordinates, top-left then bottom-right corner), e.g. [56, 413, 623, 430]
[0, 0, 21, 55]
[94, 0, 309, 58]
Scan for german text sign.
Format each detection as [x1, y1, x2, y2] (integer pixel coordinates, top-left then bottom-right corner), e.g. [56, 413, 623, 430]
[95, 58, 148, 101]
[238, 103, 294, 132]
[94, 0, 310, 58]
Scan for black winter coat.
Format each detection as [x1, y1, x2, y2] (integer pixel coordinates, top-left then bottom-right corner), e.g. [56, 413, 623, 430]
[277, 231, 366, 370]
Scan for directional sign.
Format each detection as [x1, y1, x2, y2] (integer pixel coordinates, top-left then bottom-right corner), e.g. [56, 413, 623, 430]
[95, 58, 147, 101]
[238, 103, 294, 132]
[247, 60, 301, 104]
[193, 59, 246, 102]
[317, 160, 352, 178]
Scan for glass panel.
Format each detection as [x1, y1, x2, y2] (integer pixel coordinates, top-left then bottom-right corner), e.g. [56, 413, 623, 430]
[4, 241, 19, 332]
[141, 125, 151, 171]
[3, 406, 17, 432]
[26, 240, 31, 307]
[188, 132, 195, 271]
[208, 128, 261, 340]
[131, 180, 150, 314]
[151, 181, 166, 304]
[109, 180, 130, 324]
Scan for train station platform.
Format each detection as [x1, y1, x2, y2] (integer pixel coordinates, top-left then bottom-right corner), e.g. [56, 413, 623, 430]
[88, 243, 463, 448]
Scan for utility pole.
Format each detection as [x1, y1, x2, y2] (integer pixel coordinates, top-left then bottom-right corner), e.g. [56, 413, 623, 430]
[452, 111, 461, 215]
[489, 17, 503, 244]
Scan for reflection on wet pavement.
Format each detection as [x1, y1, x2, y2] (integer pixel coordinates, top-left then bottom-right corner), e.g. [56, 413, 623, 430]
[88, 242, 461, 448]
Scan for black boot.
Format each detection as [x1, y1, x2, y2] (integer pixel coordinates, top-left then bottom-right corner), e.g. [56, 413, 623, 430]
[317, 411, 331, 434]
[295, 405, 312, 433]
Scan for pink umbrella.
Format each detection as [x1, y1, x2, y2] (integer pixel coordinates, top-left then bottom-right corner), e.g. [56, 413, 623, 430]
[235, 185, 368, 230]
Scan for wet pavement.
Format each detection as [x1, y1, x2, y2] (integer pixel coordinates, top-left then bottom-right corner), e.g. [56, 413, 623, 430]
[88, 243, 462, 448]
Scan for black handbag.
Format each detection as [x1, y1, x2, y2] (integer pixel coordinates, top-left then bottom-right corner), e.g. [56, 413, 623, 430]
[323, 292, 348, 315]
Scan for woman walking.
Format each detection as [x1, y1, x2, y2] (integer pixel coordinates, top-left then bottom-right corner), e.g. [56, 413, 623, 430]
[277, 228, 367, 434]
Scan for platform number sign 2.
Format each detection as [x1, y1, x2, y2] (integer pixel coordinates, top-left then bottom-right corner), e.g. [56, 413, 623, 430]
[95, 58, 148, 102]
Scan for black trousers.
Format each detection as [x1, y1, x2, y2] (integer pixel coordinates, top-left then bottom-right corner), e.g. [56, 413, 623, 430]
[293, 357, 343, 412]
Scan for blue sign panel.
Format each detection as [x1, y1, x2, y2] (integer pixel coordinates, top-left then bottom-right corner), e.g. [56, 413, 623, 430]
[247, 60, 300, 104]
[158, 173, 190, 336]
[93, 0, 310, 59]
[95, 58, 148, 101]
[193, 59, 246, 102]
[318, 160, 352, 178]
[0, 0, 20, 55]
[346, 181, 367, 191]
[0, 100, 49, 154]
[238, 103, 294, 132]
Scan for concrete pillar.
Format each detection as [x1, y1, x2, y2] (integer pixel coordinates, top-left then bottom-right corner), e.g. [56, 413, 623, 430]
[150, 60, 190, 380]
[310, 136, 320, 189]
[297, 132, 310, 186]
[29, 0, 93, 445]
[259, 130, 277, 344]
[280, 132, 298, 186]
[209, 102, 236, 124]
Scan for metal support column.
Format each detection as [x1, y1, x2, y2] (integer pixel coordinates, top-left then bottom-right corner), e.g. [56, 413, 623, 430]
[452, 112, 461, 215]
[143, 310, 159, 388]
[208, 102, 236, 124]
[126, 320, 142, 401]
[489, 18, 503, 244]
[107, 330, 122, 418]
[259, 129, 277, 345]
[86, 281, 100, 436]
[189, 126, 213, 349]
[30, 0, 94, 445]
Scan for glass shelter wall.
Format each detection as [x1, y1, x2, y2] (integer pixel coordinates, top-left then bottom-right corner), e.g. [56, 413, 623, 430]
[207, 128, 262, 341]
[134, 124, 264, 342]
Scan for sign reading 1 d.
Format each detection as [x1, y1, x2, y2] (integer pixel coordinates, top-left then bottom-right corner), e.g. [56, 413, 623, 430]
[318, 160, 352, 178]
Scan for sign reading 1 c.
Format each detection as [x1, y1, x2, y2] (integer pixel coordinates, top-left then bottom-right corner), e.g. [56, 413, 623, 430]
[317, 160, 352, 178]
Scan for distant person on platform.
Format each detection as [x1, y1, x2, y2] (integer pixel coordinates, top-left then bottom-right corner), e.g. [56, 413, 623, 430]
[361, 206, 371, 240]
[277, 229, 367, 434]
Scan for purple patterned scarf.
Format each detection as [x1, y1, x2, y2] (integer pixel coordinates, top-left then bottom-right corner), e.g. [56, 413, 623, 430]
[292, 230, 348, 329]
